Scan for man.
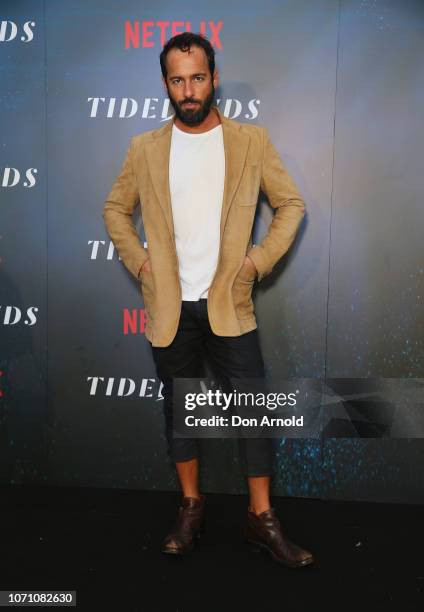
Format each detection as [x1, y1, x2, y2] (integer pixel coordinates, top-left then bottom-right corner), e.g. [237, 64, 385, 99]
[103, 32, 313, 568]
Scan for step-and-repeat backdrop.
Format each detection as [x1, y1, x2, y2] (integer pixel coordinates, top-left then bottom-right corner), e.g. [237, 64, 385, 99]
[1, 0, 423, 503]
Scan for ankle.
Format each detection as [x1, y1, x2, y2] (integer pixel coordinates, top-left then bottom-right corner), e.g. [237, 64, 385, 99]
[248, 504, 271, 516]
[183, 492, 202, 500]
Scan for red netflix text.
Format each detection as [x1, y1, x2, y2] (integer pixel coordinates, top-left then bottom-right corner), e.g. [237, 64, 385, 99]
[125, 20, 223, 49]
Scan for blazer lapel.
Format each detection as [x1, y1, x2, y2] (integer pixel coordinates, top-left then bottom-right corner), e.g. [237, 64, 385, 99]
[217, 107, 250, 239]
[144, 104, 251, 244]
[144, 119, 175, 242]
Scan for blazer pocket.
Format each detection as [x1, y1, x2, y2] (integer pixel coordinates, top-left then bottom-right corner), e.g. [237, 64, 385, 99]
[236, 260, 257, 283]
[232, 277, 255, 319]
[140, 271, 155, 321]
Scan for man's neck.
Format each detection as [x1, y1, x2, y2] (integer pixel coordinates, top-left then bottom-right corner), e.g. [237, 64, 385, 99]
[174, 107, 221, 134]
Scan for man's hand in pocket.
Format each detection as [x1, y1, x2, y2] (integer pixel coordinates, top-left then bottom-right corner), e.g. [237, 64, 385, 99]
[244, 255, 258, 278]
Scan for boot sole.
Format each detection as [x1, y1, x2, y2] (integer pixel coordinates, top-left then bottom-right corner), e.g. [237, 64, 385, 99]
[246, 539, 314, 568]
[161, 528, 202, 556]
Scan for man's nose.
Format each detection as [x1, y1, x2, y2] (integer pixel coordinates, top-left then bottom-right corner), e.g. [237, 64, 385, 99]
[183, 81, 194, 99]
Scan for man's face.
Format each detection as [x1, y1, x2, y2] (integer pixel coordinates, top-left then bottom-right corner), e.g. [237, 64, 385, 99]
[163, 45, 218, 126]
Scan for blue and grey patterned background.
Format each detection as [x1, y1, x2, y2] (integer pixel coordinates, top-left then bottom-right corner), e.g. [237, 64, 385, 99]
[1, 0, 423, 503]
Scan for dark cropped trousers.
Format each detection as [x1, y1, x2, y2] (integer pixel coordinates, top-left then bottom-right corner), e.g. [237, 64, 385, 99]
[148, 298, 274, 477]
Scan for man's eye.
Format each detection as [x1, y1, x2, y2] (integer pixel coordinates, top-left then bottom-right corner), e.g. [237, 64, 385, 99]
[171, 77, 203, 84]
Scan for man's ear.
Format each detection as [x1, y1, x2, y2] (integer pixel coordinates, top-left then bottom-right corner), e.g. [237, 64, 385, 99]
[212, 69, 219, 89]
[161, 76, 168, 94]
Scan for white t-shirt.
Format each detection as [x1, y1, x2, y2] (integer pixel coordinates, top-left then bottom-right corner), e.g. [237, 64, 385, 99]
[169, 122, 225, 300]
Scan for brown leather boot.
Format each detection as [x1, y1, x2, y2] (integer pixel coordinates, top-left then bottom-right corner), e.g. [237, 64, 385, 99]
[245, 506, 314, 568]
[161, 494, 205, 555]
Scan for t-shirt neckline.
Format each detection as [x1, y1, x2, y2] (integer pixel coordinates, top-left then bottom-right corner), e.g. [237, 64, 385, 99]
[172, 123, 222, 137]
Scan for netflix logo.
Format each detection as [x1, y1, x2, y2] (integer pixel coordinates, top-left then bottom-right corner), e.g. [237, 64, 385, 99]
[123, 309, 149, 335]
[124, 20, 223, 49]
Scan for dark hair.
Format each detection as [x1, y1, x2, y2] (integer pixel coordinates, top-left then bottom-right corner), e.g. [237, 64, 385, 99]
[160, 32, 215, 80]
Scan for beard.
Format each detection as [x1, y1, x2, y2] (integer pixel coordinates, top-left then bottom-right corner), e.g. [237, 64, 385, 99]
[167, 83, 215, 127]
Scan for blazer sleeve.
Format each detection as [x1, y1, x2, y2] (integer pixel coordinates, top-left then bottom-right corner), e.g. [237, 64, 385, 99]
[247, 127, 306, 282]
[102, 137, 149, 280]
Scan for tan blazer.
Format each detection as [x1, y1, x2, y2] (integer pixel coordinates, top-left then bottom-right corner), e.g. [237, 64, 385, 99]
[103, 105, 305, 347]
